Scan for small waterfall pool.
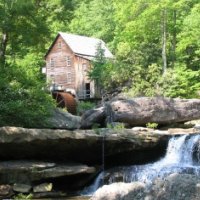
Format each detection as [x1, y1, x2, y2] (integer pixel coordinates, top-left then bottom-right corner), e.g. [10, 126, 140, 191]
[81, 134, 200, 195]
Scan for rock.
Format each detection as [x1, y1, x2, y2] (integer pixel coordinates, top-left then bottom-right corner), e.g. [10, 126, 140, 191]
[131, 127, 152, 131]
[47, 108, 81, 129]
[0, 160, 96, 186]
[0, 126, 171, 165]
[185, 119, 200, 127]
[185, 119, 200, 130]
[33, 183, 53, 193]
[1, 126, 199, 166]
[147, 173, 200, 200]
[81, 107, 106, 129]
[33, 191, 67, 198]
[194, 125, 200, 129]
[91, 173, 200, 200]
[13, 183, 32, 193]
[91, 182, 146, 200]
[168, 128, 196, 135]
[0, 185, 13, 198]
[105, 97, 200, 126]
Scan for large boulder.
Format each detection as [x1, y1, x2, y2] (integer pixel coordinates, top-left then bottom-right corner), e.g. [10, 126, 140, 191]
[105, 97, 200, 126]
[91, 182, 146, 200]
[91, 173, 200, 200]
[47, 108, 81, 130]
[146, 173, 200, 200]
[0, 126, 171, 165]
[81, 107, 106, 129]
[0, 185, 13, 199]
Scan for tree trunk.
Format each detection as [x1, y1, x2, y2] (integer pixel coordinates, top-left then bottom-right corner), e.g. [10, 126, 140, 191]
[162, 9, 167, 74]
[0, 32, 8, 65]
[172, 10, 176, 68]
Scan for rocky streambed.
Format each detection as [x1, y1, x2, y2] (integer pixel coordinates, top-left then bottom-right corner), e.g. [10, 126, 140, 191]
[2, 97, 200, 198]
[0, 126, 199, 199]
[91, 173, 200, 200]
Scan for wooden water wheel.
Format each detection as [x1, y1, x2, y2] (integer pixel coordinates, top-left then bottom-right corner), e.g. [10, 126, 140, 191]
[52, 92, 77, 115]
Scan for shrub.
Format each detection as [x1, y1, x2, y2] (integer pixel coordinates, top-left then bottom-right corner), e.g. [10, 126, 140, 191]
[146, 122, 158, 129]
[107, 122, 125, 130]
[0, 60, 55, 128]
[14, 193, 33, 199]
[77, 101, 95, 115]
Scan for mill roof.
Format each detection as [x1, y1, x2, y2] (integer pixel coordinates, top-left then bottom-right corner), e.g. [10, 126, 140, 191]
[46, 32, 113, 60]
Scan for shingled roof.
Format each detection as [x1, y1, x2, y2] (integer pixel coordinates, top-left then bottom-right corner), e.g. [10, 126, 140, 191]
[46, 32, 113, 60]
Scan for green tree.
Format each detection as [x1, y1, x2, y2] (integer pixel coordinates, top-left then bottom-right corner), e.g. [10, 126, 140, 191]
[160, 66, 200, 98]
[89, 42, 107, 91]
[177, 3, 200, 70]
[0, 0, 78, 127]
[69, 0, 116, 44]
[110, 0, 200, 98]
[0, 52, 55, 128]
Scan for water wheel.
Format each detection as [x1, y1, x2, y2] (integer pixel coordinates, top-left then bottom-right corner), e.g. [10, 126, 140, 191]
[52, 92, 77, 115]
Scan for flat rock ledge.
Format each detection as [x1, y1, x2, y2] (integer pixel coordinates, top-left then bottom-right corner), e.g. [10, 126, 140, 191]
[0, 160, 97, 197]
[0, 126, 199, 165]
[0, 161, 96, 184]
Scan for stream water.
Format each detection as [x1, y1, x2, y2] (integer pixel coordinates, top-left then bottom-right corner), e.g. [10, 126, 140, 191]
[81, 134, 200, 195]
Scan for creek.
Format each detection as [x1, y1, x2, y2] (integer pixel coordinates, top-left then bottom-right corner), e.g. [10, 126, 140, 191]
[81, 134, 200, 196]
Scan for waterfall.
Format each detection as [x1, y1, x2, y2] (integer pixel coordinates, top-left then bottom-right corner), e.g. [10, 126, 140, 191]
[81, 134, 200, 195]
[119, 134, 200, 184]
[81, 133, 106, 195]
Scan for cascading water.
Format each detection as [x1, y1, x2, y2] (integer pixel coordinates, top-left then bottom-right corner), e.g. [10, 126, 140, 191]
[82, 134, 200, 195]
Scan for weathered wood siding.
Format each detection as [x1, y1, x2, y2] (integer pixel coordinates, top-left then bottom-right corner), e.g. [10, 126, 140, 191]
[45, 35, 96, 98]
[46, 35, 76, 90]
[74, 56, 95, 98]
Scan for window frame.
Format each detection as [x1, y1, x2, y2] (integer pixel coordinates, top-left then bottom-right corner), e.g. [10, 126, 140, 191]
[50, 74, 55, 83]
[66, 56, 71, 67]
[82, 63, 87, 74]
[50, 58, 55, 68]
[58, 41, 62, 49]
[67, 72, 72, 83]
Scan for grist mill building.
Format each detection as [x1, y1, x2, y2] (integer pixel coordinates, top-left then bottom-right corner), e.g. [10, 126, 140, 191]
[44, 32, 113, 113]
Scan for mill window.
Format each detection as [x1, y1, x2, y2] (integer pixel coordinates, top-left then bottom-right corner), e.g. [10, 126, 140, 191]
[82, 63, 87, 73]
[50, 58, 55, 68]
[66, 56, 71, 66]
[67, 72, 72, 83]
[58, 41, 62, 49]
[50, 74, 55, 83]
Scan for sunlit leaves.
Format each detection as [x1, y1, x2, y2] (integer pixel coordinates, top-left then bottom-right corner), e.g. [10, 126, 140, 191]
[69, 0, 115, 44]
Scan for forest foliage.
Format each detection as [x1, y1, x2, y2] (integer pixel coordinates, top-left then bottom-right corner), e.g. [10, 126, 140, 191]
[0, 0, 200, 127]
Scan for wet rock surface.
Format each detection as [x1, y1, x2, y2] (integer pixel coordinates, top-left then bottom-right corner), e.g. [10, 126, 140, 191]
[0, 126, 199, 198]
[91, 182, 146, 200]
[91, 173, 200, 200]
[0, 184, 13, 199]
[13, 183, 32, 193]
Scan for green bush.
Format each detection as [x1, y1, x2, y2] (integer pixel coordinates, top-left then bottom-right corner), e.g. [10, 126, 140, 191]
[77, 101, 96, 115]
[14, 193, 33, 199]
[0, 55, 55, 128]
[159, 66, 200, 98]
[92, 123, 101, 134]
[146, 122, 158, 129]
[107, 122, 125, 130]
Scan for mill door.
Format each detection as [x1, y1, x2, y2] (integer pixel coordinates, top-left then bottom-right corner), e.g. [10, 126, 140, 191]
[85, 83, 90, 98]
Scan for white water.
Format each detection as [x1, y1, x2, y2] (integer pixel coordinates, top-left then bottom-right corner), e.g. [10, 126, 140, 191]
[82, 134, 200, 195]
